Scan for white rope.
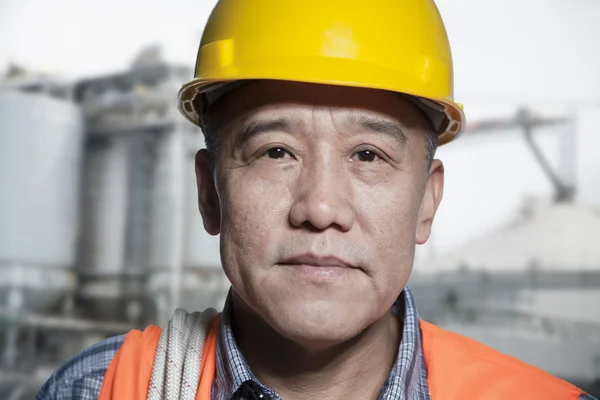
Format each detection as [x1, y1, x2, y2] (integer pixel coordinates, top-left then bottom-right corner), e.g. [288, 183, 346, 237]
[147, 308, 217, 400]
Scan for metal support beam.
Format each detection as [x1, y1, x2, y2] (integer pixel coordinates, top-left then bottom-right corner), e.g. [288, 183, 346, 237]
[464, 107, 575, 202]
[517, 109, 575, 202]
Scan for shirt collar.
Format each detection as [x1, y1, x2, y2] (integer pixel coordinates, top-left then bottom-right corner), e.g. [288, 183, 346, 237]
[212, 287, 430, 400]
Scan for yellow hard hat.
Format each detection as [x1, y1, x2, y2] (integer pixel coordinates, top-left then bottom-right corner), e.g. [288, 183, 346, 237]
[178, 0, 465, 145]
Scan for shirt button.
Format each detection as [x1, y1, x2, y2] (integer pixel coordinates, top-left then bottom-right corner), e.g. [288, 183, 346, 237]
[244, 381, 266, 399]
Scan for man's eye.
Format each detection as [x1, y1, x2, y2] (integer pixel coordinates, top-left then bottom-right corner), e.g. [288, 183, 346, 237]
[264, 147, 291, 159]
[352, 150, 380, 162]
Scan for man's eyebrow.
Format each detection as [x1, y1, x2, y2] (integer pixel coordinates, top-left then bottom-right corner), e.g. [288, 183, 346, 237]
[236, 118, 294, 146]
[348, 114, 408, 145]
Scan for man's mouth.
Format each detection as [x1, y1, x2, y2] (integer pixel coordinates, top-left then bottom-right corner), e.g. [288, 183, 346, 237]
[279, 253, 360, 281]
[280, 253, 358, 269]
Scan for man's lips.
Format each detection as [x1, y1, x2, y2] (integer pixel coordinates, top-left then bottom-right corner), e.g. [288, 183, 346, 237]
[279, 253, 359, 270]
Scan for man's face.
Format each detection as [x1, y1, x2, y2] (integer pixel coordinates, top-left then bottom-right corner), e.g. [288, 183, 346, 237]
[196, 81, 444, 348]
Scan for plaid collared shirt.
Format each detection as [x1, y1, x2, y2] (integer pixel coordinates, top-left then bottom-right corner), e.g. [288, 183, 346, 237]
[211, 288, 430, 400]
[33, 288, 597, 400]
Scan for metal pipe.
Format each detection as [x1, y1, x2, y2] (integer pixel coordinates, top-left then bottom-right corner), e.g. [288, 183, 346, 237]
[0, 308, 140, 334]
[462, 107, 574, 202]
[518, 108, 575, 202]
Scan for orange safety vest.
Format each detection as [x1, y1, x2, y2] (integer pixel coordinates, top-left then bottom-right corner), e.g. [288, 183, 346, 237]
[99, 317, 586, 400]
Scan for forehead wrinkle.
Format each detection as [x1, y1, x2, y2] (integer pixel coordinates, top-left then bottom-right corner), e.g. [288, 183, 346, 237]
[344, 112, 409, 146]
[234, 113, 304, 148]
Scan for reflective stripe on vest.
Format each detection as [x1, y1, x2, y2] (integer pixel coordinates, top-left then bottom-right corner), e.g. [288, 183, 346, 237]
[99, 317, 587, 399]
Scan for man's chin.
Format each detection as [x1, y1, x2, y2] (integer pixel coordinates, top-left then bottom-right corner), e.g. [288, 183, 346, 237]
[262, 302, 374, 350]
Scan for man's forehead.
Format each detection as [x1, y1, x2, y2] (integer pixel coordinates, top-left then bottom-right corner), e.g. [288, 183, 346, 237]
[235, 109, 410, 147]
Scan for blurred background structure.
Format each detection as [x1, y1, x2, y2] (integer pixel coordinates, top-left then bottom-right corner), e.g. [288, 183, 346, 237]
[0, 49, 230, 398]
[1, 0, 600, 398]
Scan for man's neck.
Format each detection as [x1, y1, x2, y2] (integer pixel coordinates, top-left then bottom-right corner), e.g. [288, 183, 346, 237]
[232, 298, 402, 400]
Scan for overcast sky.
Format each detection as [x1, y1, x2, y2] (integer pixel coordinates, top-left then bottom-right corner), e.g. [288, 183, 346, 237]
[1, 0, 599, 263]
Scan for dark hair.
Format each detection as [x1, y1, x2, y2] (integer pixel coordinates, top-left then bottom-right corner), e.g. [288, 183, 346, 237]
[418, 112, 440, 172]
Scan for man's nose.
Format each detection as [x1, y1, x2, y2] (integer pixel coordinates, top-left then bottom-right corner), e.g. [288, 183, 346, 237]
[288, 157, 356, 232]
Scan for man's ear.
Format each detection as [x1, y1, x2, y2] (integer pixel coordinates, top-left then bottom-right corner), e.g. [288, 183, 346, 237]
[195, 149, 221, 235]
[416, 159, 444, 245]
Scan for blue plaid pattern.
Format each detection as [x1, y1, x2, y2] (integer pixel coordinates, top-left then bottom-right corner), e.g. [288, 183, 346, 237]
[33, 288, 597, 400]
[34, 334, 125, 400]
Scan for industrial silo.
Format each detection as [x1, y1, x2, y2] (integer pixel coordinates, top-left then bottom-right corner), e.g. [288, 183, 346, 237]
[73, 51, 230, 324]
[0, 90, 83, 314]
[147, 127, 228, 324]
[73, 54, 179, 322]
[77, 134, 131, 319]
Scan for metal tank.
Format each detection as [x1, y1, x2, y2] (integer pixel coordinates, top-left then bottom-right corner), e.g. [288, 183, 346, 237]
[0, 90, 83, 314]
[74, 55, 229, 323]
[77, 135, 131, 319]
[73, 57, 185, 322]
[147, 127, 228, 324]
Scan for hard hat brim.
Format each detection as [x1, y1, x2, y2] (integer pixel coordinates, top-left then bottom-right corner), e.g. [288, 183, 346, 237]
[178, 56, 465, 145]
